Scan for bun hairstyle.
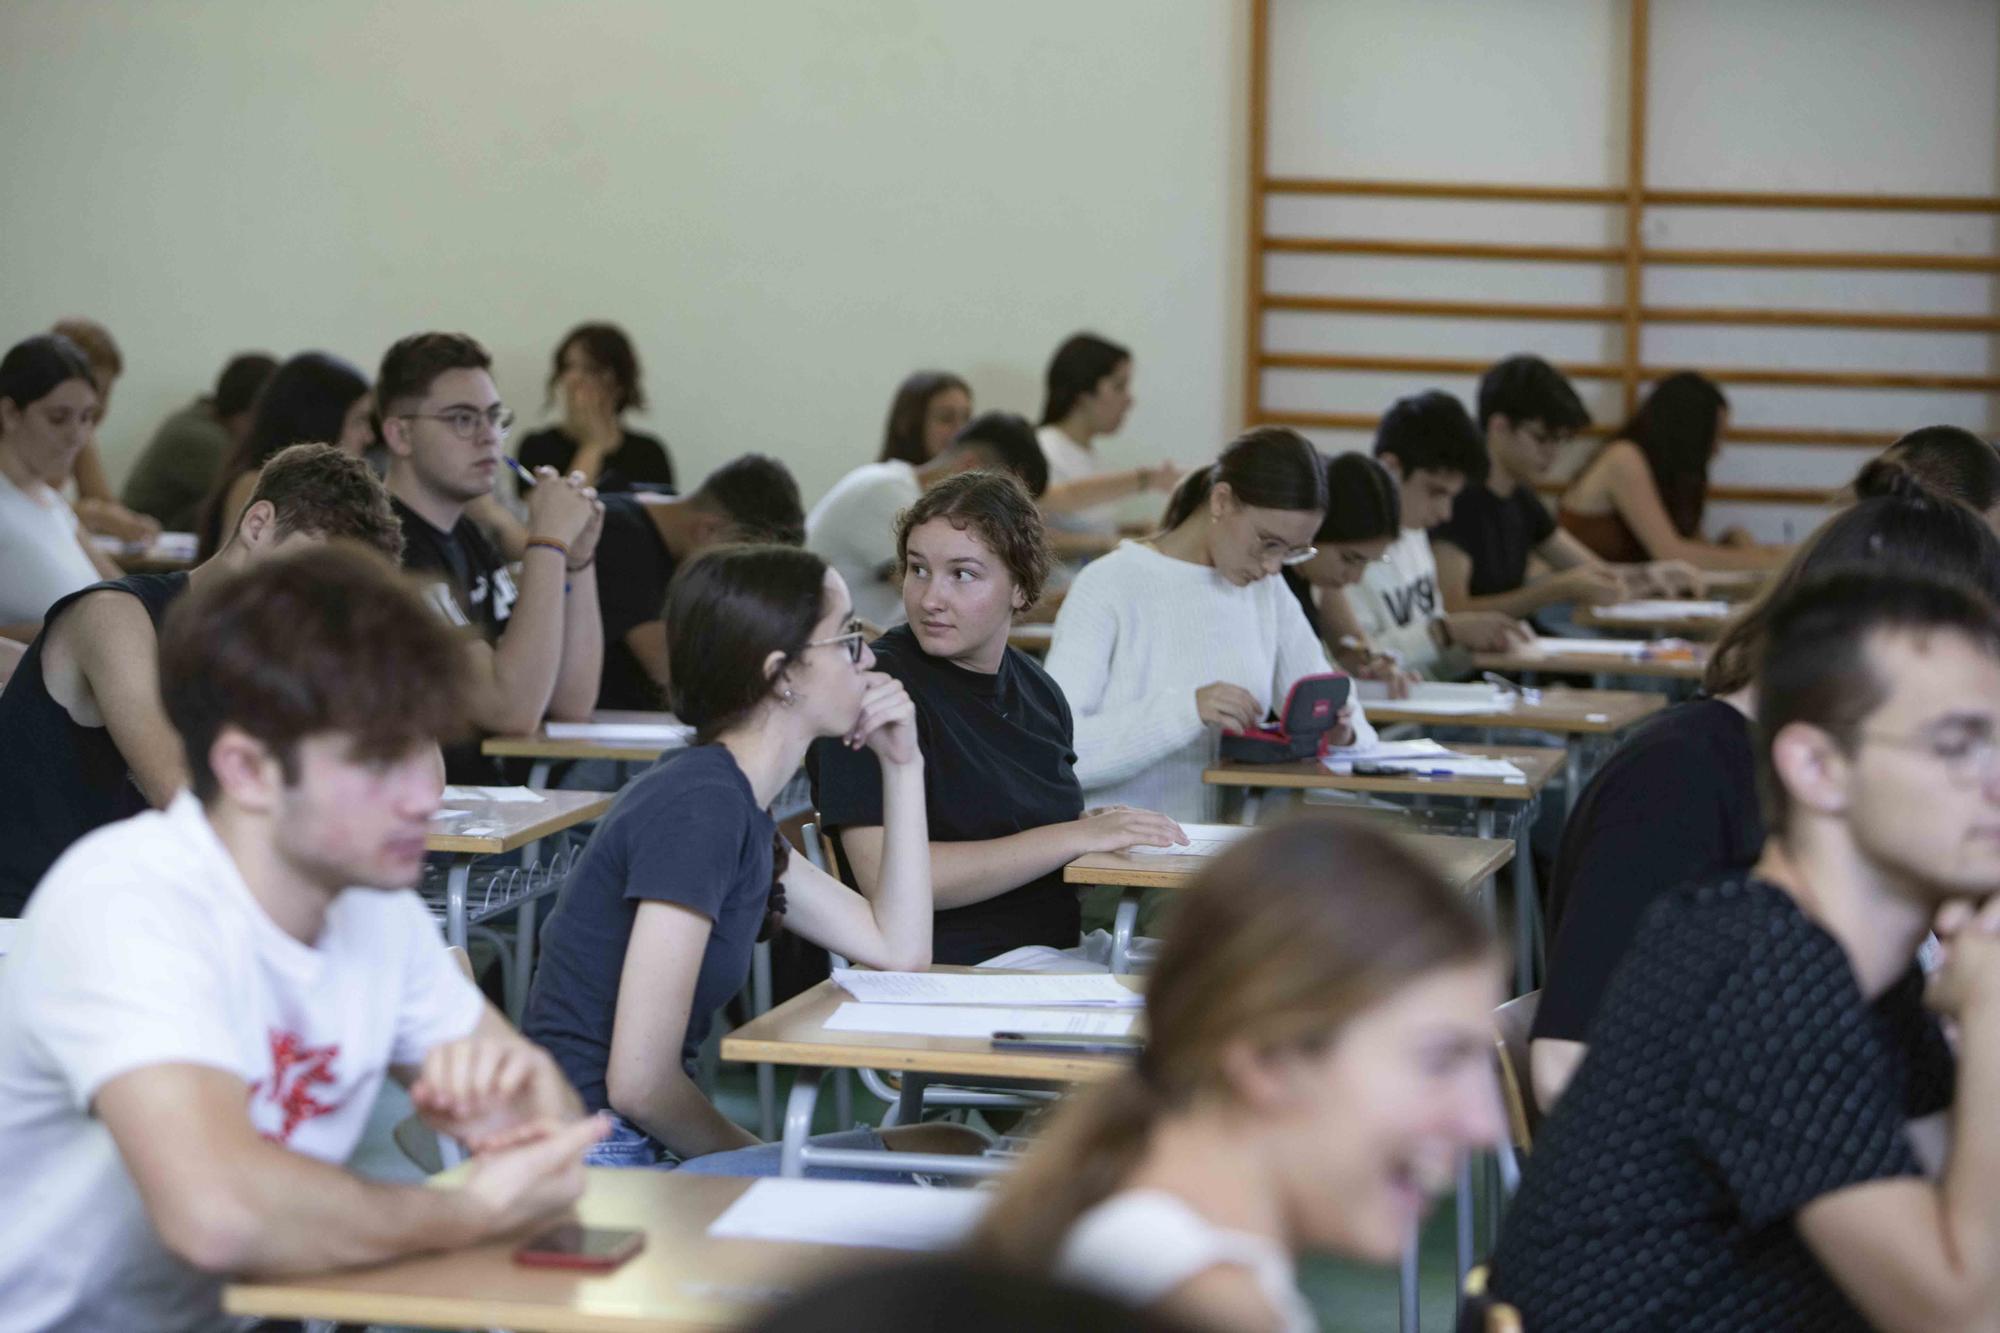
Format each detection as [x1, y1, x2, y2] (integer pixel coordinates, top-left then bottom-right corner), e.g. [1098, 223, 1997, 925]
[1158, 426, 1329, 532]
[1852, 425, 2000, 515]
[1703, 490, 2000, 696]
[971, 819, 1492, 1271]
[1039, 333, 1130, 427]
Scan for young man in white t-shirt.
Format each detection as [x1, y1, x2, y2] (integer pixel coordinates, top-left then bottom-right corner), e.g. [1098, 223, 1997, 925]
[1331, 391, 1531, 680]
[0, 544, 605, 1332]
[808, 411, 1052, 628]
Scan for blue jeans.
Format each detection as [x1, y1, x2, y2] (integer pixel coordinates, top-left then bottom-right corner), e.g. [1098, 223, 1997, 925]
[584, 1113, 902, 1181]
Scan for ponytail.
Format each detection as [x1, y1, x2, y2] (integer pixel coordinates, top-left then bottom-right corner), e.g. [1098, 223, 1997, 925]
[1159, 426, 1328, 533]
[1158, 464, 1219, 531]
[1852, 427, 2000, 514]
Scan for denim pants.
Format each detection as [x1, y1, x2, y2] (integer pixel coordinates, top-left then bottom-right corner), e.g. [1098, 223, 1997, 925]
[584, 1112, 907, 1182]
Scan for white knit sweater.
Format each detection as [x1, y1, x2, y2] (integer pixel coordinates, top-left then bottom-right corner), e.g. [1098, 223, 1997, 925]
[1045, 541, 1375, 823]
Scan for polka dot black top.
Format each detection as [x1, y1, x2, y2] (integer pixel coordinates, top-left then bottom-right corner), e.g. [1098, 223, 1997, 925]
[1493, 873, 1955, 1331]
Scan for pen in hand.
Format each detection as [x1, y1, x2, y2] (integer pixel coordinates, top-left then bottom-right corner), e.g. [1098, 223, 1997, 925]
[504, 456, 537, 489]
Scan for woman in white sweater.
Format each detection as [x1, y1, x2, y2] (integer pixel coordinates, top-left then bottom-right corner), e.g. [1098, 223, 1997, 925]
[1044, 426, 1374, 823]
[972, 820, 1504, 1333]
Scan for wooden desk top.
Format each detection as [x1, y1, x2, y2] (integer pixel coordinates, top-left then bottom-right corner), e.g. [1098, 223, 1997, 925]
[1066, 829, 1514, 893]
[224, 1170, 885, 1332]
[484, 711, 690, 762]
[721, 967, 1139, 1082]
[427, 790, 615, 855]
[1471, 645, 1708, 682]
[1575, 605, 1732, 639]
[1360, 687, 1664, 735]
[1007, 624, 1054, 654]
[1203, 744, 1562, 800]
[1702, 569, 1769, 601]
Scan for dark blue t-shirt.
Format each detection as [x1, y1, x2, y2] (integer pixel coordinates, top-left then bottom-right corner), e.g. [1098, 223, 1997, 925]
[524, 745, 777, 1111]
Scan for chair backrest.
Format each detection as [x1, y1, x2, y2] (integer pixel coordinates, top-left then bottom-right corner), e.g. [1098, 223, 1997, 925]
[1493, 990, 1541, 1154]
[1458, 1265, 1525, 1333]
[777, 810, 820, 867]
[446, 945, 475, 984]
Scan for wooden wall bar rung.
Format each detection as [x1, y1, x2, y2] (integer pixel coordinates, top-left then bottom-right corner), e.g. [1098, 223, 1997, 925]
[1257, 410, 1896, 450]
[1263, 352, 2000, 393]
[1264, 294, 1621, 322]
[1262, 176, 1625, 204]
[1263, 236, 1625, 264]
[1261, 352, 1626, 380]
[1644, 246, 2000, 274]
[1261, 176, 2000, 214]
[1536, 482, 1837, 506]
[1264, 236, 2000, 274]
[1646, 187, 2000, 213]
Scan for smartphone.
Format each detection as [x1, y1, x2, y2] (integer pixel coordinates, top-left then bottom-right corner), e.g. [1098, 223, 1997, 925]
[513, 1224, 646, 1271]
[992, 1031, 1145, 1057]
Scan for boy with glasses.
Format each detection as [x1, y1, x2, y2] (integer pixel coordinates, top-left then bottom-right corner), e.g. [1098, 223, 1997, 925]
[1433, 355, 1696, 622]
[1494, 567, 2000, 1331]
[379, 332, 604, 781]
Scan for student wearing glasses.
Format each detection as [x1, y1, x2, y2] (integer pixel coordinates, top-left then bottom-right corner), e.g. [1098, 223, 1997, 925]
[524, 546, 958, 1173]
[1280, 451, 1411, 694]
[1046, 427, 1373, 826]
[378, 332, 604, 782]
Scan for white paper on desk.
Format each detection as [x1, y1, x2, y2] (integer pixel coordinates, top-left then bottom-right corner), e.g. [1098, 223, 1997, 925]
[1593, 599, 1730, 621]
[1357, 682, 1517, 716]
[830, 969, 1141, 1007]
[441, 785, 545, 803]
[431, 808, 476, 820]
[543, 720, 695, 745]
[1342, 756, 1527, 782]
[1322, 739, 1460, 773]
[152, 532, 199, 560]
[1127, 822, 1253, 857]
[1520, 636, 1656, 658]
[709, 1178, 990, 1251]
[824, 1002, 1138, 1038]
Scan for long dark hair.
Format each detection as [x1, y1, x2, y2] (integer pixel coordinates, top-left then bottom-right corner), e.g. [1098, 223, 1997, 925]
[196, 352, 369, 559]
[0, 334, 96, 417]
[545, 322, 645, 414]
[972, 819, 1492, 1271]
[878, 370, 971, 465]
[1319, 452, 1401, 543]
[1039, 333, 1129, 427]
[1704, 481, 2000, 695]
[1607, 371, 1728, 537]
[1160, 426, 1327, 531]
[1853, 426, 2000, 514]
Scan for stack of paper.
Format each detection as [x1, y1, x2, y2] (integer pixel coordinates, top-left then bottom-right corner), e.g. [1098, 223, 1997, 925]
[441, 785, 544, 803]
[544, 719, 695, 745]
[830, 969, 1141, 1007]
[708, 1178, 990, 1250]
[1593, 599, 1731, 622]
[1356, 681, 1516, 715]
[1520, 636, 1657, 658]
[1321, 738, 1525, 783]
[824, 1004, 1138, 1038]
[1127, 822, 1254, 857]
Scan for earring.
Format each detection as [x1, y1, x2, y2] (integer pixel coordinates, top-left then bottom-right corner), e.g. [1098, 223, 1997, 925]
[780, 687, 796, 705]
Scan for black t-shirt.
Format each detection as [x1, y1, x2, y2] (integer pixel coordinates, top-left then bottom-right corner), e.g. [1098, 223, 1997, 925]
[516, 427, 676, 497]
[524, 745, 777, 1110]
[395, 498, 517, 783]
[1534, 697, 1764, 1043]
[1493, 874, 1955, 1332]
[808, 625, 1085, 965]
[1430, 482, 1555, 596]
[1279, 568, 1323, 642]
[0, 573, 190, 914]
[592, 494, 676, 712]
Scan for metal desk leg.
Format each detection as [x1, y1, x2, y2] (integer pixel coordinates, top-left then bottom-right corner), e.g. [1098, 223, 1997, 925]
[1473, 806, 1500, 936]
[1455, 1154, 1476, 1289]
[780, 1067, 824, 1178]
[1565, 743, 1583, 818]
[1110, 891, 1139, 975]
[445, 858, 471, 950]
[528, 759, 552, 788]
[895, 1072, 928, 1128]
[752, 942, 777, 1141]
[1400, 1226, 1422, 1333]
[1241, 788, 1265, 824]
[1510, 801, 1540, 994]
[508, 898, 536, 1021]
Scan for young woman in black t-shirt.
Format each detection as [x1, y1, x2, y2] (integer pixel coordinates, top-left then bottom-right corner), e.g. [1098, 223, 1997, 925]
[810, 471, 1185, 964]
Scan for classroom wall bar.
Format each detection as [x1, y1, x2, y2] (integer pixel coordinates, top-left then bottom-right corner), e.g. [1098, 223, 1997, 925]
[1243, 0, 2000, 511]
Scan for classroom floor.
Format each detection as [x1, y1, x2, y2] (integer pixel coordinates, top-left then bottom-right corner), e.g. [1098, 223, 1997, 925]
[349, 1063, 1472, 1333]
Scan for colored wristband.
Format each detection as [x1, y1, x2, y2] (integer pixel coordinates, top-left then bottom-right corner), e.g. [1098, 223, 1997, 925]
[525, 537, 571, 561]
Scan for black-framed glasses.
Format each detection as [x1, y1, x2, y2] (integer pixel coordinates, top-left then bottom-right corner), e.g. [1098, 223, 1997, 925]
[398, 405, 516, 441]
[806, 619, 868, 664]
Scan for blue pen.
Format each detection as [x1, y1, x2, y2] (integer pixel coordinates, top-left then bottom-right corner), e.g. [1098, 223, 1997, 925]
[504, 456, 536, 489]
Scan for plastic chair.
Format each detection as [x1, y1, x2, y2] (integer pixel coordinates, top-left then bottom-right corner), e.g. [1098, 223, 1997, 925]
[1492, 990, 1541, 1194]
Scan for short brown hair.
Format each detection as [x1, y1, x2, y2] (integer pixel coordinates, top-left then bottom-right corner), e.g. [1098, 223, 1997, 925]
[895, 470, 1053, 610]
[161, 544, 469, 802]
[49, 317, 122, 380]
[239, 442, 404, 560]
[376, 331, 491, 415]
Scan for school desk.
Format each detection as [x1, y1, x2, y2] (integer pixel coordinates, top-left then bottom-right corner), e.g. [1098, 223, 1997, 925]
[1066, 830, 1514, 975]
[1204, 746, 1562, 992]
[1007, 623, 1054, 655]
[223, 1170, 890, 1332]
[720, 967, 1137, 1179]
[426, 790, 613, 1015]
[483, 710, 692, 787]
[1470, 641, 1709, 688]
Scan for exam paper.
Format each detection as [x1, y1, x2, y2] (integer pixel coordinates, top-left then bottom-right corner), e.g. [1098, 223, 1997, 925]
[830, 969, 1142, 1007]
[543, 719, 695, 745]
[1325, 738, 1453, 761]
[1127, 822, 1254, 856]
[822, 1003, 1139, 1038]
[1519, 637, 1656, 658]
[1592, 599, 1730, 621]
[441, 786, 545, 803]
[708, 1178, 990, 1250]
[1357, 682, 1518, 716]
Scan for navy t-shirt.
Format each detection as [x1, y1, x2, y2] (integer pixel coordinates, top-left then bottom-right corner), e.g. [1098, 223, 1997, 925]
[592, 495, 675, 712]
[523, 745, 777, 1111]
[808, 624, 1084, 964]
[1431, 482, 1556, 597]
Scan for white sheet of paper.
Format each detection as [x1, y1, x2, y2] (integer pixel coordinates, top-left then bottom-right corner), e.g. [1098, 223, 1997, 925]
[1520, 637, 1657, 659]
[708, 1178, 990, 1250]
[440, 785, 545, 803]
[431, 808, 476, 821]
[1127, 822, 1254, 857]
[830, 969, 1141, 1007]
[1329, 756, 1526, 782]
[1593, 599, 1730, 621]
[1324, 738, 1455, 761]
[1360, 687, 1518, 716]
[823, 1002, 1138, 1038]
[543, 720, 695, 745]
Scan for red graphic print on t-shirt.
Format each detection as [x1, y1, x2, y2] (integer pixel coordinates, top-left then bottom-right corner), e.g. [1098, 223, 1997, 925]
[248, 1030, 343, 1144]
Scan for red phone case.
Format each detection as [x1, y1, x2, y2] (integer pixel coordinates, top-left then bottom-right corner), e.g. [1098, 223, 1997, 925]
[513, 1228, 646, 1271]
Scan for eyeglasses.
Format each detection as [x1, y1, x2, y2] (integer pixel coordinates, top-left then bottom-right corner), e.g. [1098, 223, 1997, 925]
[1859, 723, 2000, 788]
[805, 619, 868, 664]
[1249, 528, 1317, 567]
[398, 405, 516, 441]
